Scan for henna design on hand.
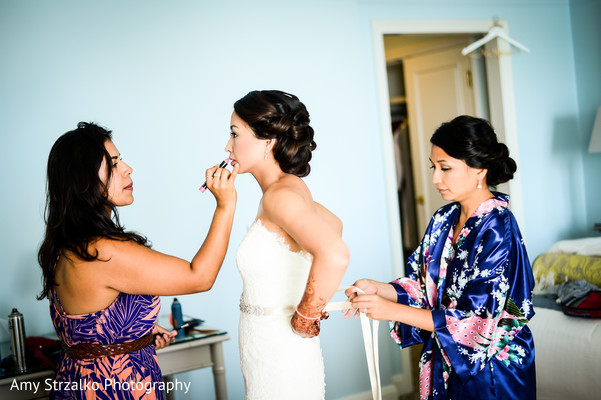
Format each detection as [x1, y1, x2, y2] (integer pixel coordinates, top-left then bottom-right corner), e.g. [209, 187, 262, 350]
[291, 312, 320, 338]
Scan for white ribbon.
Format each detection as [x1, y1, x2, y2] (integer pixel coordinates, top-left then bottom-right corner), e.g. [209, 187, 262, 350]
[325, 286, 381, 400]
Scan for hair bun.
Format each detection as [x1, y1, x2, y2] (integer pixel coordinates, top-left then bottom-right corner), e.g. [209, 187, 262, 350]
[487, 143, 516, 186]
[234, 90, 317, 177]
[430, 115, 517, 187]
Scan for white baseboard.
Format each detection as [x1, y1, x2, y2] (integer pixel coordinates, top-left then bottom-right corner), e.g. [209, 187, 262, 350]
[335, 383, 398, 400]
[335, 349, 415, 400]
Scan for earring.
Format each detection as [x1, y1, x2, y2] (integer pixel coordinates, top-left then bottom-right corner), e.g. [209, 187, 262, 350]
[477, 180, 482, 189]
[264, 151, 268, 161]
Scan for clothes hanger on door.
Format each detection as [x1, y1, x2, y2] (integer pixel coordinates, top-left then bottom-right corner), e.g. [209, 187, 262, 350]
[461, 25, 530, 56]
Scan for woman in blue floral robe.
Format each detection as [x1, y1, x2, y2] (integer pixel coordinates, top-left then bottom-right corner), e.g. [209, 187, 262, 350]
[348, 116, 536, 400]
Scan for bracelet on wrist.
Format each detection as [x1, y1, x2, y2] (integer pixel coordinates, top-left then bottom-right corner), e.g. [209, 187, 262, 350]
[295, 306, 321, 320]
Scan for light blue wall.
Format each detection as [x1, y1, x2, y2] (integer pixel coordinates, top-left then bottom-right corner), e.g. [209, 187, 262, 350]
[1, 0, 598, 399]
[571, 0, 601, 227]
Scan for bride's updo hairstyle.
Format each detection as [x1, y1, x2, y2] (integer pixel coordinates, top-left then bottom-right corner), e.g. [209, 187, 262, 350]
[430, 115, 517, 187]
[234, 90, 317, 177]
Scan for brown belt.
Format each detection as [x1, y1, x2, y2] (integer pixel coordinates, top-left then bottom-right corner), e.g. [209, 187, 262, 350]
[63, 333, 154, 360]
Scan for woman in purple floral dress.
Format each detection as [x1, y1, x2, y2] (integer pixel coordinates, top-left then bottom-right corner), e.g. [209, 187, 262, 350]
[38, 122, 238, 399]
[347, 116, 536, 400]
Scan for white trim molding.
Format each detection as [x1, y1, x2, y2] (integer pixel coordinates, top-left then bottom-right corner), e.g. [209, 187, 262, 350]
[336, 380, 399, 400]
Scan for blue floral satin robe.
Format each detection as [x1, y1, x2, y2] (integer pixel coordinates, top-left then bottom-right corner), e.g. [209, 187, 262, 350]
[390, 193, 536, 400]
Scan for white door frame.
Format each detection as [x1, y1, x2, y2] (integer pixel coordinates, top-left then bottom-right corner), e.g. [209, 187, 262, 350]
[372, 19, 525, 397]
[373, 19, 525, 279]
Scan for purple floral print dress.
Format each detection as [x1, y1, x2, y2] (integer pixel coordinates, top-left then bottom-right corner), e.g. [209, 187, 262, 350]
[49, 287, 164, 400]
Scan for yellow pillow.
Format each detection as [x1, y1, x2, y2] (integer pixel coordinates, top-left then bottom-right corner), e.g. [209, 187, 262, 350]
[532, 253, 601, 292]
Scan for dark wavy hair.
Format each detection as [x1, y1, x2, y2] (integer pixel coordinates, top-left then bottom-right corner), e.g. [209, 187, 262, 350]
[37, 122, 148, 300]
[233, 90, 317, 177]
[430, 115, 517, 187]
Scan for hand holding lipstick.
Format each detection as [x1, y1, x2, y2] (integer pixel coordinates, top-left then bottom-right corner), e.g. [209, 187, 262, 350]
[199, 158, 232, 193]
[202, 158, 239, 208]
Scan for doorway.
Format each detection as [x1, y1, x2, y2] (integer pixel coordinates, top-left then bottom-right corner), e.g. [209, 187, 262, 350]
[373, 18, 524, 276]
[385, 34, 490, 255]
[372, 19, 525, 396]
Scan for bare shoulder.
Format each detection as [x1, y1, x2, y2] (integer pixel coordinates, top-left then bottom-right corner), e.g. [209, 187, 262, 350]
[93, 236, 148, 261]
[314, 202, 343, 236]
[261, 175, 312, 216]
[266, 174, 310, 197]
[57, 238, 128, 270]
[261, 176, 343, 236]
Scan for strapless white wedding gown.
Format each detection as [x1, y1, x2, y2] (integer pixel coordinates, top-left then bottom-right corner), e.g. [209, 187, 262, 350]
[237, 219, 325, 400]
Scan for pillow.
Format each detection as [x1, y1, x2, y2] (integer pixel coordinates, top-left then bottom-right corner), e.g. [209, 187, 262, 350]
[548, 237, 601, 256]
[532, 253, 601, 293]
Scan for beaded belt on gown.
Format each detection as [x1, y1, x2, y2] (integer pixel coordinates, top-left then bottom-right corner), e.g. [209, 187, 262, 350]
[239, 300, 295, 316]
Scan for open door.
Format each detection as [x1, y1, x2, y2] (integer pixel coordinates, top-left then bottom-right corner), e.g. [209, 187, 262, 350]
[403, 44, 479, 234]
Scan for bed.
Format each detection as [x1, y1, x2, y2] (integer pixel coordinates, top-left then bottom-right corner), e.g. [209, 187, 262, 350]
[528, 237, 601, 400]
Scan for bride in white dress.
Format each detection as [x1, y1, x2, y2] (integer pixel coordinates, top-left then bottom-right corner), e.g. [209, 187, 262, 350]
[225, 90, 349, 399]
